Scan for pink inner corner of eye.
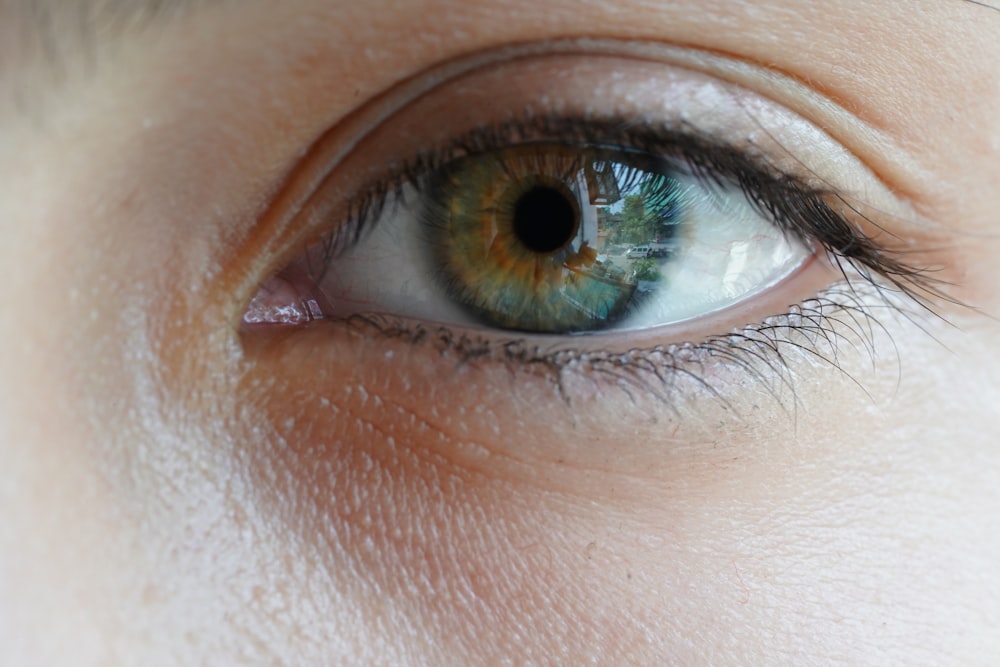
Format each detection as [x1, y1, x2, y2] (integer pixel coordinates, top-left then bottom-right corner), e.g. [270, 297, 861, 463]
[242, 273, 325, 325]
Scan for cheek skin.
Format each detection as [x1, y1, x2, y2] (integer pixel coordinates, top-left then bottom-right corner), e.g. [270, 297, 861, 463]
[235, 298, 1000, 662]
[238, 345, 702, 661]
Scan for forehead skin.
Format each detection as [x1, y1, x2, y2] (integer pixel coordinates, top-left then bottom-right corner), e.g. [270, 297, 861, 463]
[1, 0, 1000, 665]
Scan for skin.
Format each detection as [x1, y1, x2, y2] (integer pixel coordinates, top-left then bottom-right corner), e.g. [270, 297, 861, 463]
[1, 0, 999, 664]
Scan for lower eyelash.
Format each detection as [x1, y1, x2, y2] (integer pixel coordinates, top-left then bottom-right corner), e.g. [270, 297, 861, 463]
[319, 274, 925, 414]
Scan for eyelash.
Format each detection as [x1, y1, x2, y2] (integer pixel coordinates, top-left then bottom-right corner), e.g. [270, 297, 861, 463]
[280, 113, 949, 404]
[334, 284, 900, 408]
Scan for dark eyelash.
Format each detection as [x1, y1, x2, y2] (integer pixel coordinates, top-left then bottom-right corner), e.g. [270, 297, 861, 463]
[325, 114, 943, 308]
[298, 113, 954, 406]
[323, 280, 910, 414]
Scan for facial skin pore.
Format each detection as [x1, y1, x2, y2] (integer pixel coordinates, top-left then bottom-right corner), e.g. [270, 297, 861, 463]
[1, 1, 999, 664]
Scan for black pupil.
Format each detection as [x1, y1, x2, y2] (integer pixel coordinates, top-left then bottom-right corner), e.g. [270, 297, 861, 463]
[512, 186, 577, 254]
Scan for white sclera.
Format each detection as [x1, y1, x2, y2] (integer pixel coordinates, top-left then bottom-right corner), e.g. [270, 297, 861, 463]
[621, 180, 806, 329]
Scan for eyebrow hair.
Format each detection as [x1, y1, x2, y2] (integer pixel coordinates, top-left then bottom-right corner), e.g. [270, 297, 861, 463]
[3, 0, 199, 73]
[17, 0, 194, 36]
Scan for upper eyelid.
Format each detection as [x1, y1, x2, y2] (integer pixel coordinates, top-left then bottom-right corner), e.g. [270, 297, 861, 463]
[257, 41, 903, 232]
[231, 39, 938, 324]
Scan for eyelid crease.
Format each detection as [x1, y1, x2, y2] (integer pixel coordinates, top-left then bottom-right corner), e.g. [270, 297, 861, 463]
[232, 37, 924, 319]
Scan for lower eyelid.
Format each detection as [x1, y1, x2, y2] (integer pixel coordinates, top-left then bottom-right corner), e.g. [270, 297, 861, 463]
[239, 274, 913, 478]
[242, 247, 836, 366]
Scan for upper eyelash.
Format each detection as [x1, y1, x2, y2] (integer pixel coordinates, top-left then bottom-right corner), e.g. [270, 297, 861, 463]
[318, 113, 944, 312]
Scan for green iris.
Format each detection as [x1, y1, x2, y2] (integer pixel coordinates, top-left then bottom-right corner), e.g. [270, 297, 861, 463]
[421, 145, 685, 333]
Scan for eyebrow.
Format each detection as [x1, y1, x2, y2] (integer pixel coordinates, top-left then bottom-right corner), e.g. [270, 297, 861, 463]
[3, 0, 200, 72]
[21, 0, 195, 35]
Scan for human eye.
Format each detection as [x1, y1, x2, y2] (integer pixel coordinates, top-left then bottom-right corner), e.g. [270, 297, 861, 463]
[239, 44, 943, 407]
[246, 135, 811, 335]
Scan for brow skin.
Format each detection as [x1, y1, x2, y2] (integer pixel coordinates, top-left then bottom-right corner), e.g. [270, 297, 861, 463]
[7, 0, 997, 60]
[1, 0, 995, 118]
